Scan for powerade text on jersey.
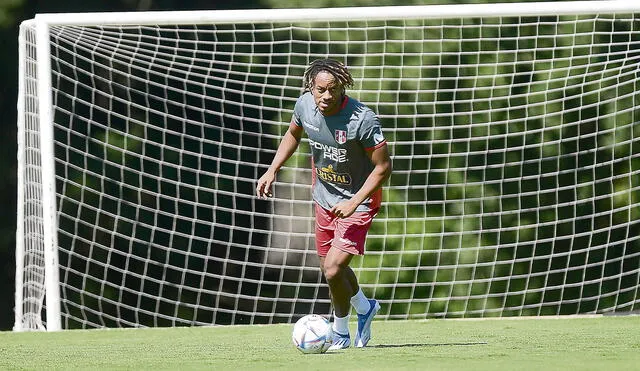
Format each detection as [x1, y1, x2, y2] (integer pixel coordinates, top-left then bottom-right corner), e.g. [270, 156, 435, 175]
[291, 92, 387, 212]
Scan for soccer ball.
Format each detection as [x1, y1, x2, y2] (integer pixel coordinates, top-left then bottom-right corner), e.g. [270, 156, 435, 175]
[292, 314, 333, 354]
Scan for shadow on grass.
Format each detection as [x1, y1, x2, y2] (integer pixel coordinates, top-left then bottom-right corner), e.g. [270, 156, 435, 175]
[370, 342, 488, 349]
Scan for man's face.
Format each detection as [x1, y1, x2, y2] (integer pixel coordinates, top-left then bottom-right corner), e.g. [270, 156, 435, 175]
[311, 71, 344, 115]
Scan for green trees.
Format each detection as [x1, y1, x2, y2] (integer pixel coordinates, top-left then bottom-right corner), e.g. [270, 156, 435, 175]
[9, 1, 640, 329]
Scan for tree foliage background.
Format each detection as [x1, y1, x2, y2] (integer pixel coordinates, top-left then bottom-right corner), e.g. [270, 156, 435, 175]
[3, 0, 638, 330]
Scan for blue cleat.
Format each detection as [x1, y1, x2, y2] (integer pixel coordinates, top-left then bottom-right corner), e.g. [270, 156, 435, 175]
[328, 331, 351, 350]
[354, 299, 380, 348]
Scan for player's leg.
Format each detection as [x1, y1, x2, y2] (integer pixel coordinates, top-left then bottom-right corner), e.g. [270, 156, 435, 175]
[316, 204, 380, 349]
[322, 247, 356, 317]
[332, 208, 380, 348]
[315, 204, 352, 349]
[342, 266, 377, 325]
[318, 256, 350, 334]
[321, 251, 379, 349]
[322, 248, 356, 350]
[327, 257, 379, 347]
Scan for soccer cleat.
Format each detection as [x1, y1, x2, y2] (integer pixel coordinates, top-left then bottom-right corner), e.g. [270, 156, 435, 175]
[354, 299, 380, 348]
[327, 331, 351, 350]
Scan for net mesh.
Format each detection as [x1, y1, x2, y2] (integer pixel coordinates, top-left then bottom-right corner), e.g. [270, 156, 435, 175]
[16, 10, 640, 329]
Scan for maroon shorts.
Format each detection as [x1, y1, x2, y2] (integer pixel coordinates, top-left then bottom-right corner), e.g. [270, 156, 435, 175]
[315, 203, 378, 257]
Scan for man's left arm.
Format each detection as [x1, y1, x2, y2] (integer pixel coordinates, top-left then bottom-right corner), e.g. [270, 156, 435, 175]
[330, 144, 392, 218]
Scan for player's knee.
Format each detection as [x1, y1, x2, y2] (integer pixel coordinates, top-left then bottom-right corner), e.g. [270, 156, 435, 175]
[322, 261, 342, 282]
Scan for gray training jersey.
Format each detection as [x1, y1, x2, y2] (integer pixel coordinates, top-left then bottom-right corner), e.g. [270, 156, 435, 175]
[291, 92, 387, 212]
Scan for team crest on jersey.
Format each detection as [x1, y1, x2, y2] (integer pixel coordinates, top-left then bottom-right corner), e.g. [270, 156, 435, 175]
[335, 130, 347, 144]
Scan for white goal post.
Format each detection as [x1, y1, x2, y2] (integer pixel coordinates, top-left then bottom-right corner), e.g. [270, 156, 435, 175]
[16, 1, 640, 331]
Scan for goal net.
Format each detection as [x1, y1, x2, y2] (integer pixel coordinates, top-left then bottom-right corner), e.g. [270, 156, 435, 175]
[16, 1, 640, 331]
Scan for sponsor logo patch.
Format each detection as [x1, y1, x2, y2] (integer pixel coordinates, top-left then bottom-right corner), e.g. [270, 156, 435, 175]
[308, 139, 348, 162]
[303, 121, 319, 132]
[315, 164, 352, 185]
[339, 237, 357, 247]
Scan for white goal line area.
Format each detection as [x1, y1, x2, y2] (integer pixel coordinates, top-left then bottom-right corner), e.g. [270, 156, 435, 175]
[15, 1, 640, 331]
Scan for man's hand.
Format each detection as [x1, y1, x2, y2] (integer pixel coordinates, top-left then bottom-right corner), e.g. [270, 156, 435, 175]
[330, 200, 358, 219]
[255, 124, 303, 200]
[256, 170, 275, 199]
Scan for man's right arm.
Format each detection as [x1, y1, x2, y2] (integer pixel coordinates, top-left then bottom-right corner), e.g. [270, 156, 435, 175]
[256, 123, 304, 199]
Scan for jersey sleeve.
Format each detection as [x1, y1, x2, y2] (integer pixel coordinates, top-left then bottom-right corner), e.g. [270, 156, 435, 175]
[358, 109, 386, 150]
[291, 95, 304, 128]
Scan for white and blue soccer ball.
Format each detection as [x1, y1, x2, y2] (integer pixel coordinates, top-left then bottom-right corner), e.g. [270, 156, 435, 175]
[292, 314, 333, 354]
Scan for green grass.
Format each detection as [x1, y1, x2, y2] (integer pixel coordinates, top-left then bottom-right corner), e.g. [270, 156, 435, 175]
[1, 316, 639, 370]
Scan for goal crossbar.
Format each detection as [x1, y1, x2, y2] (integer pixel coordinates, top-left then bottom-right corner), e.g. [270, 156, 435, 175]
[32, 1, 640, 26]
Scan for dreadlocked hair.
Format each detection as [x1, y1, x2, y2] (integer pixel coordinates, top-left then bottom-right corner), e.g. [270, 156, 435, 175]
[303, 59, 354, 92]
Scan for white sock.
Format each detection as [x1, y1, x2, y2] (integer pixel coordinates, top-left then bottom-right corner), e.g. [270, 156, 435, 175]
[332, 312, 350, 335]
[350, 289, 371, 315]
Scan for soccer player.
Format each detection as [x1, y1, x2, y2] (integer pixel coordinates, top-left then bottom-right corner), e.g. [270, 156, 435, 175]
[256, 59, 392, 349]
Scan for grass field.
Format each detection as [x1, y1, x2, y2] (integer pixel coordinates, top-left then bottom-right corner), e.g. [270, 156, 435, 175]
[1, 315, 639, 370]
